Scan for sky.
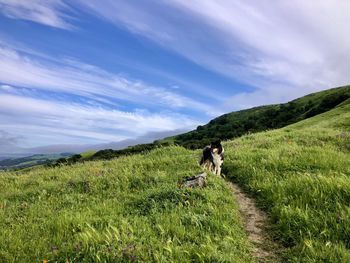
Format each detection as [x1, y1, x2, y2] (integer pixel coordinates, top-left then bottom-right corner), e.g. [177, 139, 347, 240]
[0, 0, 350, 155]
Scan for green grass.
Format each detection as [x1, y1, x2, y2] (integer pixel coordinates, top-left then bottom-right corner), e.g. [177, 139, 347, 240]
[1, 91, 349, 262]
[223, 102, 350, 262]
[80, 150, 96, 159]
[165, 85, 350, 149]
[0, 147, 253, 262]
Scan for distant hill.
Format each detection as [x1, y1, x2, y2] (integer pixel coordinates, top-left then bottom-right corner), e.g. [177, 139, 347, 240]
[9, 85, 350, 169]
[0, 153, 73, 170]
[164, 85, 350, 149]
[52, 85, 350, 164]
[46, 142, 171, 166]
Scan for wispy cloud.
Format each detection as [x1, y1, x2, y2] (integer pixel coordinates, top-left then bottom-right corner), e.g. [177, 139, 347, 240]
[2, 1, 350, 154]
[0, 0, 73, 29]
[75, 0, 350, 110]
[3, 1, 350, 110]
[0, 93, 199, 149]
[0, 34, 209, 153]
[0, 43, 210, 112]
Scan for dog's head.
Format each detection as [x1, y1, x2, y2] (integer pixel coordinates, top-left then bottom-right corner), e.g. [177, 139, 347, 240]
[210, 139, 223, 154]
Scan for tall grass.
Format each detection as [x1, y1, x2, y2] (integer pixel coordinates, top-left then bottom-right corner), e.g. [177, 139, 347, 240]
[1, 98, 349, 262]
[0, 146, 253, 262]
[223, 103, 350, 262]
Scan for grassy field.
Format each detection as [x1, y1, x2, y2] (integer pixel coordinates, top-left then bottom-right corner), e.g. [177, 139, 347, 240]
[0, 147, 253, 262]
[1, 98, 349, 262]
[223, 102, 350, 262]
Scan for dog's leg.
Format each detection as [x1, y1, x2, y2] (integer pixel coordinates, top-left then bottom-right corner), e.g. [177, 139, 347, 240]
[215, 166, 220, 176]
[217, 165, 221, 176]
[208, 162, 213, 173]
[212, 164, 216, 175]
[202, 160, 211, 171]
[218, 159, 223, 176]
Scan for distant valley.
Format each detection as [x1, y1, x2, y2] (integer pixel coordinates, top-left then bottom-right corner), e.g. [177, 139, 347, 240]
[0, 153, 73, 170]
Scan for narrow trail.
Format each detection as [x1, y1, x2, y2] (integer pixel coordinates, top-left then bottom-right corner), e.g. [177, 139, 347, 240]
[227, 181, 281, 262]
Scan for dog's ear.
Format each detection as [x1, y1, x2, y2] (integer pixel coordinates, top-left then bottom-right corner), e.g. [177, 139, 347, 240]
[211, 139, 221, 148]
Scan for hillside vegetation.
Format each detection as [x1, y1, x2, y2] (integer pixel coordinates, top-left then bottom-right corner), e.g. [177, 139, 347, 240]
[42, 86, 350, 168]
[0, 147, 253, 262]
[170, 85, 350, 149]
[0, 153, 72, 170]
[3, 85, 348, 172]
[1, 87, 349, 262]
[44, 142, 172, 168]
[223, 101, 350, 262]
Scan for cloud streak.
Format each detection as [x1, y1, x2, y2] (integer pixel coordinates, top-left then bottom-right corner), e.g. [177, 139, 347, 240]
[3, 1, 350, 110]
[0, 43, 210, 112]
[0, 93, 199, 149]
[1, 1, 350, 154]
[0, 26, 210, 154]
[75, 0, 350, 110]
[0, 0, 73, 29]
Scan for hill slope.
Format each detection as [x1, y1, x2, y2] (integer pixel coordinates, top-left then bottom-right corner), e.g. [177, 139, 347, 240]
[169, 85, 350, 149]
[42, 85, 350, 168]
[223, 101, 350, 261]
[0, 89, 349, 262]
[0, 147, 253, 262]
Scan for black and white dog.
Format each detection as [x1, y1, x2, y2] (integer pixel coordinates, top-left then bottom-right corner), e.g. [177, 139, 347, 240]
[200, 140, 224, 176]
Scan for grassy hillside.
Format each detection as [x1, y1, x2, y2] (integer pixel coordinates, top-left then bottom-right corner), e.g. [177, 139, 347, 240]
[0, 147, 253, 262]
[1, 89, 349, 262]
[40, 86, 350, 169]
[80, 150, 96, 159]
[223, 101, 350, 262]
[169, 85, 350, 149]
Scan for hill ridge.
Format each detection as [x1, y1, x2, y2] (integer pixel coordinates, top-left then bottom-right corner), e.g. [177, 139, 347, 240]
[167, 85, 350, 149]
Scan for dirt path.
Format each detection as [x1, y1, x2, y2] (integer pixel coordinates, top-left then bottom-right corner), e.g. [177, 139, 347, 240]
[227, 181, 281, 262]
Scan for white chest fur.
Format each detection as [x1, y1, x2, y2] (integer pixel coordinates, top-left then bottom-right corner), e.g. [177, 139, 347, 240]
[211, 149, 223, 176]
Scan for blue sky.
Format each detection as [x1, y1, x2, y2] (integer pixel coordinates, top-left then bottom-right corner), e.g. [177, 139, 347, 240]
[0, 1, 349, 154]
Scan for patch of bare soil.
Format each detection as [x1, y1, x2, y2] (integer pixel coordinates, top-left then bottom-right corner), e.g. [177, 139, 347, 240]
[227, 181, 281, 262]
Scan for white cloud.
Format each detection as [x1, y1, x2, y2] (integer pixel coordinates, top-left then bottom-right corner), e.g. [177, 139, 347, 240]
[75, 0, 350, 110]
[0, 93, 200, 148]
[2, 1, 350, 152]
[2, 1, 349, 110]
[0, 43, 210, 112]
[0, 0, 73, 29]
[0, 31, 211, 152]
